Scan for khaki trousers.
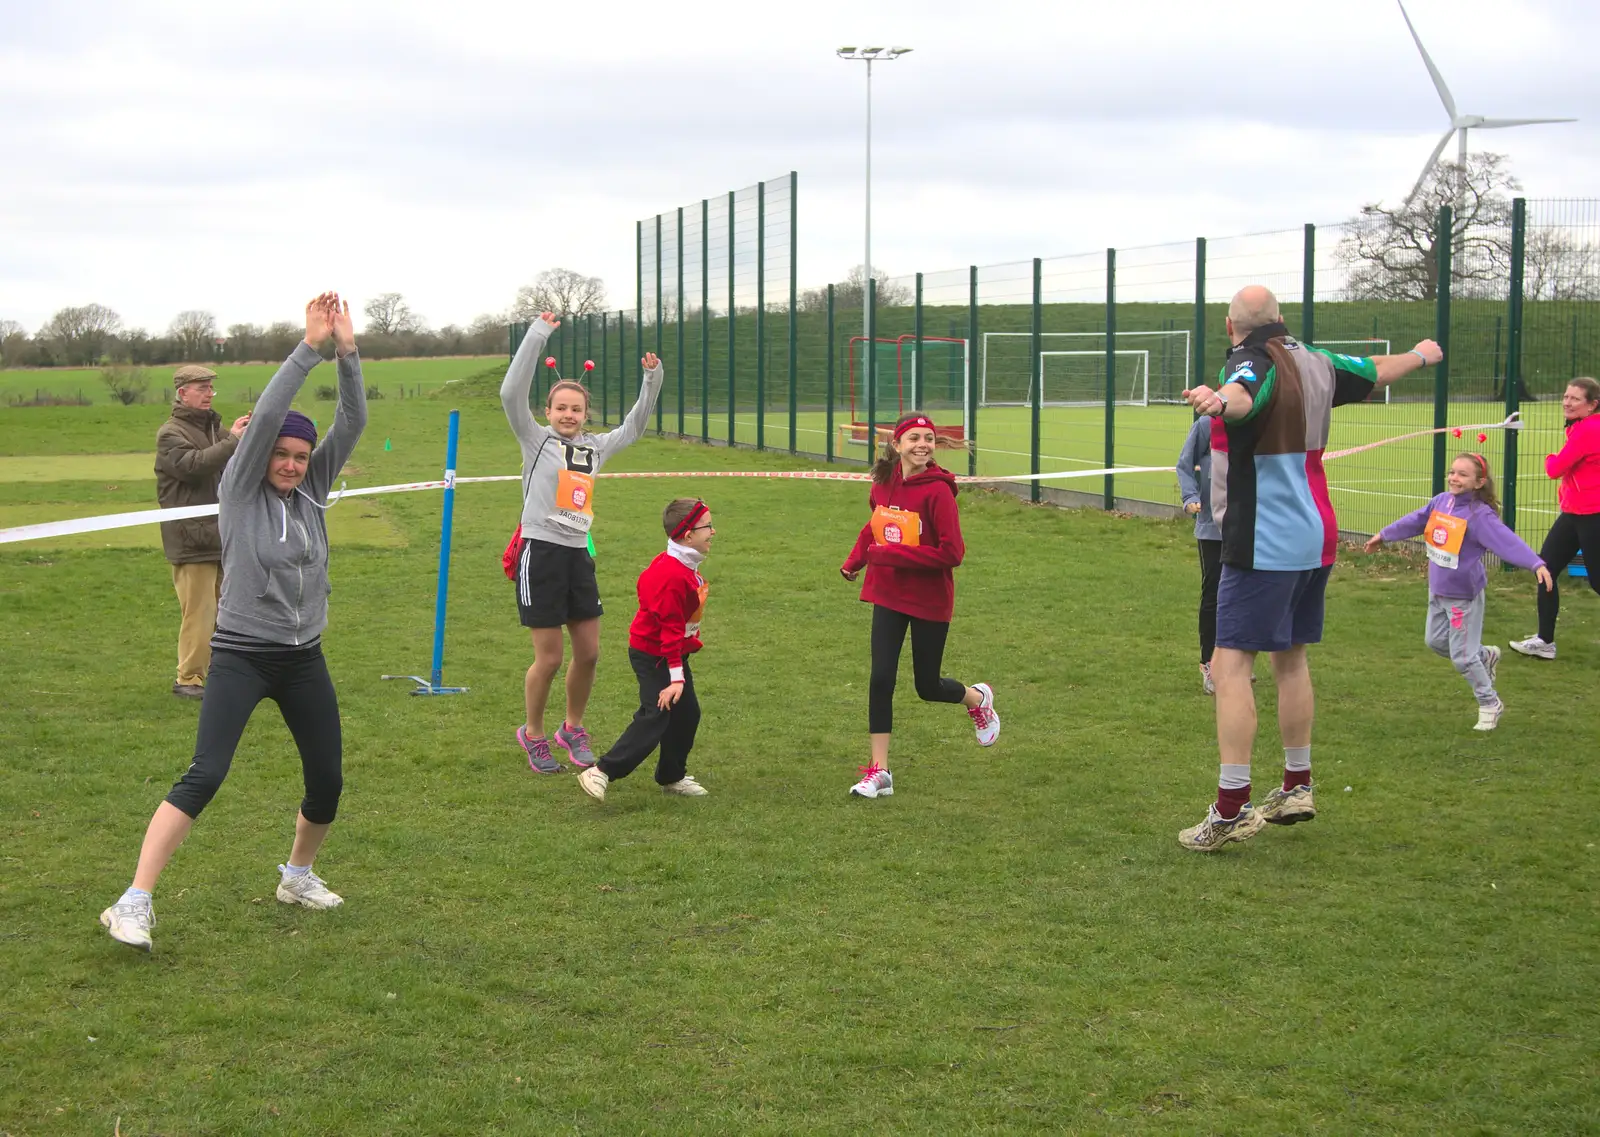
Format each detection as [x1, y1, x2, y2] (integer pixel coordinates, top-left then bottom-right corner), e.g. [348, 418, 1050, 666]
[172, 561, 221, 687]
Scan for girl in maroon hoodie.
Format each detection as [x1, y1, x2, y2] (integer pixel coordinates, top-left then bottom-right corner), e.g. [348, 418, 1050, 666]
[840, 413, 999, 800]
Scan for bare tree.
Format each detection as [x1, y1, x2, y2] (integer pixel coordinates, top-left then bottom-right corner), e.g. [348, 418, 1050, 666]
[168, 310, 218, 361]
[513, 269, 607, 320]
[363, 292, 423, 335]
[42, 303, 123, 366]
[1523, 226, 1600, 301]
[0, 320, 29, 368]
[799, 265, 913, 314]
[467, 311, 510, 354]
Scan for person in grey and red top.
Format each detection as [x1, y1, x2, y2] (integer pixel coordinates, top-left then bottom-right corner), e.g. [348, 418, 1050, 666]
[1366, 452, 1552, 731]
[577, 498, 716, 802]
[839, 412, 999, 801]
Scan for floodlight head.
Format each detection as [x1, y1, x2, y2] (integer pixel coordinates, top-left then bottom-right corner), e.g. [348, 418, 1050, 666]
[888, 46, 913, 56]
[862, 46, 884, 56]
[837, 45, 857, 55]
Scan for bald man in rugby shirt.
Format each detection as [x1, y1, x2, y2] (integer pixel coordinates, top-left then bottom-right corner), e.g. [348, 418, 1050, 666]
[1177, 285, 1441, 851]
[155, 365, 250, 698]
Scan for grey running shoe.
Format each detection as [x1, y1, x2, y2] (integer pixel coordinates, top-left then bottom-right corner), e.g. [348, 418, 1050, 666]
[171, 683, 204, 700]
[554, 722, 597, 769]
[100, 895, 154, 951]
[849, 765, 893, 799]
[276, 866, 344, 909]
[517, 726, 562, 773]
[1178, 803, 1265, 851]
[1509, 635, 1555, 660]
[1481, 644, 1501, 687]
[1257, 783, 1317, 825]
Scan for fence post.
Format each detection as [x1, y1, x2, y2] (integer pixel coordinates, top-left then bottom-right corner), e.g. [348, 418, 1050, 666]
[826, 283, 836, 462]
[914, 272, 925, 410]
[619, 309, 627, 422]
[727, 190, 736, 447]
[1302, 223, 1315, 345]
[636, 222, 644, 423]
[1104, 248, 1117, 511]
[789, 170, 799, 454]
[1433, 204, 1453, 495]
[702, 197, 710, 443]
[867, 277, 878, 448]
[1030, 257, 1042, 504]
[756, 180, 766, 451]
[676, 205, 685, 437]
[1194, 238, 1207, 388]
[600, 313, 609, 425]
[968, 265, 979, 478]
[1503, 197, 1527, 534]
[655, 215, 664, 434]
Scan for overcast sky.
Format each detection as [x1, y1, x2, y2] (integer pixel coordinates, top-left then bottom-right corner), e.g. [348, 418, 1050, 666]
[2, 0, 1595, 335]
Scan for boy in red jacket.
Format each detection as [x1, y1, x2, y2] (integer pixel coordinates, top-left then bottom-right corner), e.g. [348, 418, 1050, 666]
[578, 498, 714, 801]
[839, 413, 999, 800]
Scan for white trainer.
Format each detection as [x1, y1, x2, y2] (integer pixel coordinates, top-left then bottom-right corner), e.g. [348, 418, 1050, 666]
[1481, 644, 1501, 687]
[849, 764, 893, 799]
[1474, 699, 1505, 731]
[276, 866, 344, 910]
[1509, 635, 1555, 660]
[661, 775, 709, 797]
[100, 896, 154, 951]
[967, 682, 1001, 747]
[1201, 663, 1215, 696]
[578, 766, 609, 801]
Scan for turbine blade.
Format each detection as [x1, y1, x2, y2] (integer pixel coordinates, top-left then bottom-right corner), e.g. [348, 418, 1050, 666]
[1397, 0, 1456, 120]
[1475, 117, 1579, 128]
[1405, 127, 1457, 207]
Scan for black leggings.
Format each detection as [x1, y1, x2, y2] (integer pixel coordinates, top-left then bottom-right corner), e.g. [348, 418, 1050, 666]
[165, 647, 343, 823]
[598, 649, 701, 785]
[869, 604, 967, 734]
[1536, 511, 1600, 642]
[1198, 538, 1222, 664]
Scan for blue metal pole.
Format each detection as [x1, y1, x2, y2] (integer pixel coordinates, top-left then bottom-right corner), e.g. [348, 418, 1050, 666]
[430, 409, 461, 688]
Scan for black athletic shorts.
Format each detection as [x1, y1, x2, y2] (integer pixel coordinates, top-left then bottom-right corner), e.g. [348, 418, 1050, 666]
[515, 537, 603, 628]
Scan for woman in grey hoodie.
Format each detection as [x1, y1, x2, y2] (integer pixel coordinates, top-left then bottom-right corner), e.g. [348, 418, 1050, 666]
[101, 294, 366, 953]
[1177, 415, 1223, 693]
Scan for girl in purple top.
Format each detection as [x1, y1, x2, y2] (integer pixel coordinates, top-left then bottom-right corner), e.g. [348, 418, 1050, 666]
[1366, 453, 1553, 731]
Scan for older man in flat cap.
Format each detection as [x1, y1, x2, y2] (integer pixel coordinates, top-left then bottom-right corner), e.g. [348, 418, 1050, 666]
[155, 365, 250, 698]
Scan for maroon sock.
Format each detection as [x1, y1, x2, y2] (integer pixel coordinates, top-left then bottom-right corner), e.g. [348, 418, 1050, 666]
[1283, 768, 1311, 791]
[1216, 785, 1251, 820]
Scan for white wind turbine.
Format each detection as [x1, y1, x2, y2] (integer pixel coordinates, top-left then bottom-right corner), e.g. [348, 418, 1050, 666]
[1398, 0, 1576, 208]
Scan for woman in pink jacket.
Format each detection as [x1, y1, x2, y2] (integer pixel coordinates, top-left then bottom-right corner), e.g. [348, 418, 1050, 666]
[1510, 376, 1600, 660]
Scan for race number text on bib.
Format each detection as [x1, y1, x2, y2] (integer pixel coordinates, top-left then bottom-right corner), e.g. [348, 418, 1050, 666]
[1423, 509, 1467, 569]
[553, 468, 596, 533]
[870, 505, 922, 548]
[685, 580, 709, 639]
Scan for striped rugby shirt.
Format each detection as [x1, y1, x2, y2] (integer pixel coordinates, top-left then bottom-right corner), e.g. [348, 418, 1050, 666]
[1209, 322, 1378, 571]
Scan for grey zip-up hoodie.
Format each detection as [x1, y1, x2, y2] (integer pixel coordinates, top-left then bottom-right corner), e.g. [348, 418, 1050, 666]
[500, 320, 664, 549]
[216, 341, 367, 645]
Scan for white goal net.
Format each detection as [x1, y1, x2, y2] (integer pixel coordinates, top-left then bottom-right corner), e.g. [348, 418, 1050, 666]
[980, 331, 1190, 407]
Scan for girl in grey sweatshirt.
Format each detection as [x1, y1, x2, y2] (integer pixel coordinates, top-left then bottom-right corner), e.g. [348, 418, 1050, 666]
[100, 294, 366, 954]
[501, 311, 665, 774]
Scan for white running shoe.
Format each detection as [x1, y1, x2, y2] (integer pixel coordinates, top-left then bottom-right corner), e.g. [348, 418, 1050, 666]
[661, 776, 709, 797]
[1201, 662, 1215, 695]
[1474, 699, 1505, 731]
[276, 866, 344, 910]
[967, 683, 1001, 747]
[1509, 635, 1556, 660]
[1481, 644, 1501, 687]
[849, 764, 893, 799]
[100, 895, 154, 951]
[578, 766, 609, 801]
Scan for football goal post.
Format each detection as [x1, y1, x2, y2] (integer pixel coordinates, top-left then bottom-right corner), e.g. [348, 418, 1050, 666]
[980, 330, 1190, 407]
[842, 335, 970, 448]
[1315, 339, 1393, 403]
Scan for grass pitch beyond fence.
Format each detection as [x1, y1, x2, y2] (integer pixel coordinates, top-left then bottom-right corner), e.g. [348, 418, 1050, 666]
[1, 398, 1597, 1134]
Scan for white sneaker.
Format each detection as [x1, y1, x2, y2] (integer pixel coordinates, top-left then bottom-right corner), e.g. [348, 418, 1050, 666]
[967, 682, 1001, 746]
[1481, 644, 1501, 687]
[578, 766, 609, 801]
[1474, 699, 1505, 731]
[849, 765, 893, 799]
[661, 775, 708, 797]
[276, 866, 343, 910]
[1201, 662, 1215, 695]
[1509, 635, 1555, 660]
[100, 895, 154, 951]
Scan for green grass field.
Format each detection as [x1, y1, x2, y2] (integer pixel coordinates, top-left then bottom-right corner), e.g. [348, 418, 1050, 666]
[2, 397, 1597, 1134]
[0, 356, 504, 406]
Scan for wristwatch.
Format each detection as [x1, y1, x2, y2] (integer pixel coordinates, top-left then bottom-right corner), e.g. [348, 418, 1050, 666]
[1212, 394, 1229, 417]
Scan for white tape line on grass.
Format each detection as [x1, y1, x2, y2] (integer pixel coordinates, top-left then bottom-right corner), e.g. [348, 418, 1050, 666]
[0, 465, 1176, 545]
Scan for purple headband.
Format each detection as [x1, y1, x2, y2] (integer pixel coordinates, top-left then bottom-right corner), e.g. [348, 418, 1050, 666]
[278, 410, 318, 447]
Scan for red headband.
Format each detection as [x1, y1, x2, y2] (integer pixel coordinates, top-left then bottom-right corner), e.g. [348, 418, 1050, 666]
[671, 500, 709, 540]
[1468, 452, 1489, 475]
[892, 416, 936, 441]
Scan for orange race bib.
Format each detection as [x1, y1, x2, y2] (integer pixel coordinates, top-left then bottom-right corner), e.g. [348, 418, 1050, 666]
[552, 468, 596, 533]
[1423, 509, 1467, 569]
[685, 581, 709, 639]
[871, 505, 922, 548]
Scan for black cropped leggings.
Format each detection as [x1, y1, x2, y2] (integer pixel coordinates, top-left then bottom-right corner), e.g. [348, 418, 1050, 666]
[165, 646, 343, 824]
[868, 604, 967, 733]
[1536, 511, 1600, 643]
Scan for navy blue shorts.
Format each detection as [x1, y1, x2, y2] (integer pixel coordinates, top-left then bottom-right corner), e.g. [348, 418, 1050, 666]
[1215, 563, 1332, 653]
